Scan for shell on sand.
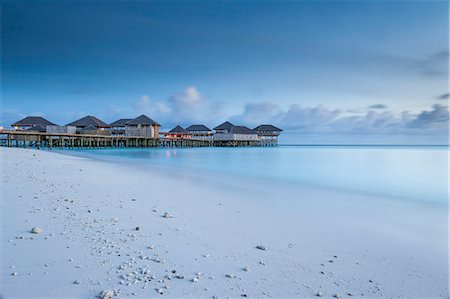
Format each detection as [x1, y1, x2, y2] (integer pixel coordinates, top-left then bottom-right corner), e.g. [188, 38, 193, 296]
[31, 227, 43, 234]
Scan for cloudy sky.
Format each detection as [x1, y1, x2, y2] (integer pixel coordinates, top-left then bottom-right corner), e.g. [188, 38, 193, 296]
[1, 0, 448, 144]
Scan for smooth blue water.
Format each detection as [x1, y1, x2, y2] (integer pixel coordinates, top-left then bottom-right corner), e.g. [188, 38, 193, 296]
[62, 146, 448, 204]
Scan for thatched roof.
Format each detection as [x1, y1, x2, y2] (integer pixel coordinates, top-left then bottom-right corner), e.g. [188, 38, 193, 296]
[127, 115, 160, 126]
[229, 126, 258, 135]
[11, 116, 56, 127]
[185, 124, 211, 132]
[169, 125, 189, 133]
[109, 118, 132, 127]
[253, 124, 283, 132]
[214, 121, 233, 131]
[67, 115, 110, 128]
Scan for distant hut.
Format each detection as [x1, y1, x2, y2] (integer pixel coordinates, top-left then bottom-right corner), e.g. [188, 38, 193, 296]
[213, 121, 234, 134]
[125, 114, 160, 138]
[166, 125, 190, 138]
[253, 124, 283, 141]
[67, 115, 111, 133]
[185, 124, 212, 140]
[11, 116, 56, 131]
[109, 118, 132, 136]
[214, 125, 259, 141]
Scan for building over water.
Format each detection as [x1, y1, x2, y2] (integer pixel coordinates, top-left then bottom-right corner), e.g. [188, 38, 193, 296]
[79, 124, 111, 136]
[67, 116, 111, 132]
[11, 116, 56, 132]
[125, 114, 160, 138]
[186, 125, 213, 140]
[253, 124, 283, 141]
[5, 115, 282, 148]
[214, 125, 258, 141]
[213, 121, 234, 134]
[166, 125, 190, 138]
[109, 118, 132, 136]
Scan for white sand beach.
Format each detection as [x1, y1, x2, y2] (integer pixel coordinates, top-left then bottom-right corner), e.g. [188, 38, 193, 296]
[0, 147, 447, 298]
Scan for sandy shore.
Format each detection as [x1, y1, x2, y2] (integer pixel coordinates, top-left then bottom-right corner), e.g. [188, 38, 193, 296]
[0, 147, 447, 298]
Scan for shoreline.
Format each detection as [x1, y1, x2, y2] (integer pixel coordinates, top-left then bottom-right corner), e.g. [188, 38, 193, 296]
[1, 147, 447, 298]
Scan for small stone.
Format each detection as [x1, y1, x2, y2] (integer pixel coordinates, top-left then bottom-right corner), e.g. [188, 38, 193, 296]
[242, 266, 250, 272]
[256, 245, 267, 251]
[31, 227, 42, 234]
[333, 293, 341, 299]
[156, 288, 164, 294]
[11, 272, 18, 276]
[191, 277, 199, 283]
[225, 274, 235, 278]
[163, 212, 174, 219]
[100, 290, 115, 299]
[316, 291, 324, 297]
[73, 280, 80, 285]
[135, 227, 140, 231]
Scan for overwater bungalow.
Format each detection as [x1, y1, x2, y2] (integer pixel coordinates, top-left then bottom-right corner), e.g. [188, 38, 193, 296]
[109, 118, 132, 136]
[185, 124, 213, 140]
[125, 114, 160, 138]
[67, 115, 111, 133]
[11, 116, 56, 131]
[79, 124, 111, 136]
[213, 121, 234, 134]
[166, 125, 190, 138]
[214, 125, 259, 141]
[253, 124, 283, 140]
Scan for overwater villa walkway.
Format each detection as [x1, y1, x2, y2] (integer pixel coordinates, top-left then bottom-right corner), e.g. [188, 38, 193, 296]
[0, 130, 277, 149]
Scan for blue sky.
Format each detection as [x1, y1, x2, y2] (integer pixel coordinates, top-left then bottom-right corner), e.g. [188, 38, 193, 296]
[1, 0, 448, 144]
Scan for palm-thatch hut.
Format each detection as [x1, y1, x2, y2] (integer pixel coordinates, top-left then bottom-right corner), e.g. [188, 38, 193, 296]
[214, 125, 259, 141]
[78, 124, 110, 135]
[109, 118, 132, 136]
[11, 116, 56, 131]
[125, 114, 160, 138]
[166, 125, 190, 138]
[185, 124, 212, 140]
[213, 121, 234, 134]
[67, 115, 110, 131]
[253, 124, 283, 140]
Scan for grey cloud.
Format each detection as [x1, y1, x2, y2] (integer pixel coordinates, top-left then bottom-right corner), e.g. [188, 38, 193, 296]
[368, 104, 387, 109]
[231, 102, 449, 136]
[435, 93, 449, 100]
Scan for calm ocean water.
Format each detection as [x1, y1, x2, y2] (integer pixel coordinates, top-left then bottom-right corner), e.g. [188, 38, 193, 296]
[62, 145, 448, 204]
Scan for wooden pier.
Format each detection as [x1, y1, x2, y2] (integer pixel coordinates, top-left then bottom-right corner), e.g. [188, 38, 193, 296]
[0, 130, 277, 149]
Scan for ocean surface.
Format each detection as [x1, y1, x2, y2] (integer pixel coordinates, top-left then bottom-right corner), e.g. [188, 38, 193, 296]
[59, 145, 448, 204]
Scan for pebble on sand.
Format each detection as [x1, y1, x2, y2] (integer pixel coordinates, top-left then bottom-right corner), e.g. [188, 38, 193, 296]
[31, 227, 43, 234]
[100, 290, 115, 299]
[316, 291, 324, 297]
[163, 212, 174, 219]
[11, 272, 18, 276]
[256, 245, 268, 251]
